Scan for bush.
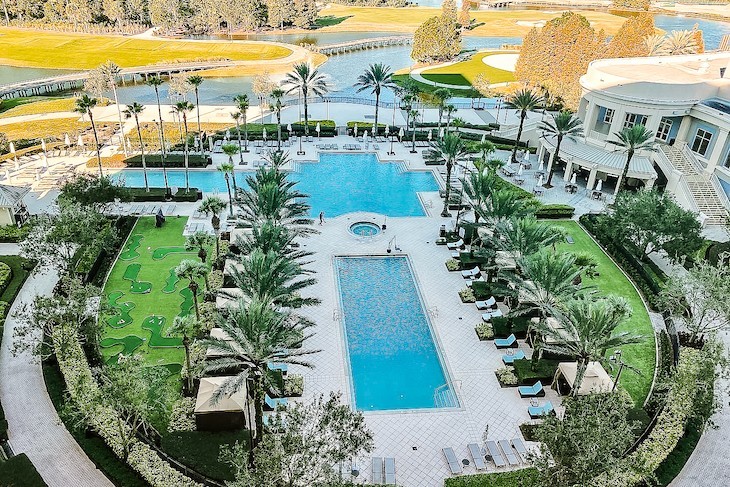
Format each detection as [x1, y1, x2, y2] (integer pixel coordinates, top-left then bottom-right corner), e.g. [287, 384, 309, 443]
[475, 322, 493, 340]
[125, 188, 202, 203]
[0, 261, 11, 296]
[491, 316, 530, 339]
[445, 258, 460, 271]
[160, 430, 250, 482]
[444, 468, 540, 486]
[0, 453, 47, 486]
[535, 204, 575, 219]
[459, 287, 476, 303]
[284, 374, 304, 397]
[513, 359, 560, 385]
[124, 154, 210, 168]
[493, 176, 535, 201]
[0, 396, 7, 440]
[0, 224, 30, 243]
[495, 366, 518, 386]
[0, 255, 34, 306]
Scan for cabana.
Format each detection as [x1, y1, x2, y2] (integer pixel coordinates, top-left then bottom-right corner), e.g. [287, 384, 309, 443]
[194, 376, 252, 431]
[553, 361, 614, 396]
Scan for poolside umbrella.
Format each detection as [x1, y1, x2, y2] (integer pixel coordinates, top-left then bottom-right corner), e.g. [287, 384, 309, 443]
[399, 127, 404, 140]
[35, 167, 41, 181]
[262, 127, 267, 141]
[41, 139, 46, 153]
[428, 129, 432, 141]
[439, 127, 444, 138]
[354, 123, 358, 137]
[9, 142, 14, 154]
[596, 179, 603, 191]
[538, 160, 544, 172]
[537, 174, 544, 187]
[287, 123, 292, 133]
[385, 125, 390, 137]
[127, 137, 133, 151]
[315, 122, 320, 134]
[517, 164, 523, 176]
[64, 133, 71, 146]
[209, 137, 214, 152]
[13, 159, 18, 170]
[77, 134, 84, 147]
[364, 129, 368, 141]
[225, 129, 230, 141]
[481, 133, 486, 144]
[570, 172, 577, 185]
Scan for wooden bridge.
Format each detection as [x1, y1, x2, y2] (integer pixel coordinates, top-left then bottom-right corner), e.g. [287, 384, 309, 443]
[315, 36, 413, 55]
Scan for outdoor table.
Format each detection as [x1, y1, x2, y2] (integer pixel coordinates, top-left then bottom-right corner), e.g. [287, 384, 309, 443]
[520, 161, 532, 170]
[502, 166, 516, 177]
[565, 184, 577, 194]
[591, 190, 603, 200]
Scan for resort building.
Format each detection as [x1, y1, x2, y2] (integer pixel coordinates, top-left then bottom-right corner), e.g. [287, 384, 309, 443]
[536, 51, 730, 225]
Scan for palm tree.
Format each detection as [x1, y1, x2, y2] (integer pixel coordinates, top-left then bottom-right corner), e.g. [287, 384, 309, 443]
[445, 105, 457, 132]
[98, 61, 126, 155]
[283, 63, 329, 136]
[234, 94, 250, 153]
[238, 163, 313, 227]
[473, 140, 496, 165]
[663, 30, 699, 55]
[219, 161, 236, 217]
[231, 112, 245, 165]
[451, 117, 465, 133]
[168, 315, 201, 393]
[611, 124, 655, 194]
[506, 88, 544, 163]
[431, 88, 451, 135]
[199, 196, 227, 260]
[539, 110, 584, 187]
[494, 216, 565, 257]
[354, 63, 396, 135]
[123, 102, 149, 192]
[234, 220, 313, 263]
[461, 167, 498, 224]
[269, 88, 285, 150]
[645, 34, 666, 56]
[430, 133, 469, 217]
[174, 101, 195, 192]
[75, 95, 102, 176]
[200, 299, 319, 448]
[147, 76, 167, 158]
[175, 259, 209, 321]
[534, 297, 642, 396]
[477, 189, 536, 231]
[408, 109, 420, 154]
[221, 143, 240, 183]
[185, 231, 214, 263]
[187, 75, 204, 154]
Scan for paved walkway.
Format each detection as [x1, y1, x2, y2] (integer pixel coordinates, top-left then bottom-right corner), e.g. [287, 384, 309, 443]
[0, 267, 113, 487]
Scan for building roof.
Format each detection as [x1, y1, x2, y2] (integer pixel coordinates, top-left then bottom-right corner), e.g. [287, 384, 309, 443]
[0, 184, 30, 208]
[557, 361, 614, 395]
[194, 376, 248, 414]
[542, 135, 657, 180]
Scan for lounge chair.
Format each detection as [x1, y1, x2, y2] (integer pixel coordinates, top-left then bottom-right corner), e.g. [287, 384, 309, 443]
[333, 144, 339, 150]
[447, 238, 464, 250]
[528, 401, 554, 418]
[372, 457, 384, 484]
[518, 381, 545, 398]
[467, 443, 487, 470]
[502, 350, 526, 365]
[373, 144, 380, 150]
[451, 250, 461, 259]
[485, 441, 506, 468]
[461, 266, 480, 279]
[384, 457, 396, 485]
[481, 309, 503, 321]
[442, 447, 462, 475]
[475, 297, 496, 310]
[511, 438, 529, 461]
[494, 334, 517, 349]
[264, 395, 287, 411]
[499, 439, 520, 466]
[267, 363, 288, 375]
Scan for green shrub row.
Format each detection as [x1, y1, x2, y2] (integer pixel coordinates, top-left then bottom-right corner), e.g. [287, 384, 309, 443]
[160, 430, 250, 482]
[0, 453, 47, 487]
[124, 155, 210, 168]
[444, 467, 540, 486]
[126, 188, 202, 203]
[491, 316, 529, 339]
[0, 224, 30, 243]
[0, 262, 12, 297]
[513, 359, 561, 385]
[535, 204, 575, 219]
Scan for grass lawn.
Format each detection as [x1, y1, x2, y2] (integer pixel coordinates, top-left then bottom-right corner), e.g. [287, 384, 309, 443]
[0, 96, 75, 117]
[101, 216, 211, 370]
[391, 74, 473, 95]
[0, 27, 292, 69]
[418, 51, 517, 87]
[551, 220, 656, 405]
[0, 255, 35, 307]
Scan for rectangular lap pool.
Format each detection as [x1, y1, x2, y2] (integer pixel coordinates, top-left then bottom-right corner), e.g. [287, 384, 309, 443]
[335, 256, 457, 411]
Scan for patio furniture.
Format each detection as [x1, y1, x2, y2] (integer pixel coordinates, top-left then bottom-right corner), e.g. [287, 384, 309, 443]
[499, 439, 520, 466]
[467, 443, 487, 470]
[475, 297, 496, 310]
[502, 350, 526, 365]
[481, 309, 503, 321]
[372, 457, 384, 484]
[485, 441, 506, 468]
[511, 438, 529, 461]
[443, 447, 462, 475]
[384, 457, 396, 485]
[533, 186, 544, 196]
[447, 238, 464, 250]
[518, 381, 545, 398]
[528, 401, 554, 418]
[461, 266, 480, 279]
[373, 144, 380, 150]
[494, 334, 517, 349]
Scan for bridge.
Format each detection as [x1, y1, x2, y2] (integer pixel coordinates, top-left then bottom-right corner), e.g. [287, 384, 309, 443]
[315, 36, 412, 55]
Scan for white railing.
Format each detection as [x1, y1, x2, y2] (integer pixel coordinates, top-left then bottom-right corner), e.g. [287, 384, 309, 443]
[710, 173, 730, 211]
[655, 148, 701, 213]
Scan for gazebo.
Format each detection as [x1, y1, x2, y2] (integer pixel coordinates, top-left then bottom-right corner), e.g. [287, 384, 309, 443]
[0, 184, 30, 226]
[553, 361, 614, 396]
[194, 376, 252, 431]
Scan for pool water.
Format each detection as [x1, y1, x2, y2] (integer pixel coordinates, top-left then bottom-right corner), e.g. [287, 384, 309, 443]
[115, 152, 438, 217]
[335, 256, 457, 411]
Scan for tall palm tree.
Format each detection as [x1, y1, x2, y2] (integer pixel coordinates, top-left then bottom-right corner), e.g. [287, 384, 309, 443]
[123, 102, 149, 192]
[199, 196, 227, 260]
[269, 88, 285, 150]
[461, 167, 498, 224]
[506, 88, 544, 163]
[74, 95, 103, 176]
[473, 140, 496, 165]
[175, 259, 209, 321]
[174, 101, 195, 192]
[283, 63, 329, 136]
[187, 75, 204, 154]
[445, 105, 457, 132]
[98, 61, 126, 155]
[539, 110, 584, 187]
[432, 88, 451, 135]
[611, 124, 655, 194]
[219, 161, 236, 217]
[354, 63, 396, 135]
[430, 133, 469, 217]
[408, 108, 420, 154]
[200, 299, 319, 448]
[494, 216, 564, 257]
[477, 189, 536, 231]
[185, 230, 214, 263]
[147, 76, 167, 158]
[535, 297, 642, 396]
[234, 94, 250, 153]
[234, 220, 313, 263]
[168, 315, 201, 393]
[238, 163, 313, 227]
[231, 112, 245, 165]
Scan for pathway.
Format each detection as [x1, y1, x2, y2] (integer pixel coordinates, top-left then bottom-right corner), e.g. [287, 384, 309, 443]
[0, 267, 113, 487]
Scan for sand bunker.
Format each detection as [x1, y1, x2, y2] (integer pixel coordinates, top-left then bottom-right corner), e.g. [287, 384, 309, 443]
[482, 53, 519, 72]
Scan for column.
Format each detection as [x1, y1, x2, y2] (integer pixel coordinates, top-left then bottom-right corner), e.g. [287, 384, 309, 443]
[614, 174, 622, 195]
[563, 158, 573, 182]
[675, 115, 693, 144]
[644, 115, 662, 142]
[644, 178, 656, 190]
[584, 101, 598, 135]
[608, 108, 626, 141]
[586, 166, 598, 192]
[706, 129, 729, 174]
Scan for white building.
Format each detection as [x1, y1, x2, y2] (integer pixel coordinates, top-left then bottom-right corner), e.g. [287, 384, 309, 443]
[536, 51, 730, 225]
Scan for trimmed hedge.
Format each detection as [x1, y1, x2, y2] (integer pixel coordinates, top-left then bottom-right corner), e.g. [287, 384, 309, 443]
[513, 359, 560, 385]
[126, 188, 202, 203]
[444, 468, 540, 486]
[0, 224, 30, 243]
[0, 262, 11, 297]
[535, 204, 575, 219]
[0, 453, 47, 487]
[124, 155, 210, 168]
[160, 430, 250, 482]
[491, 316, 530, 339]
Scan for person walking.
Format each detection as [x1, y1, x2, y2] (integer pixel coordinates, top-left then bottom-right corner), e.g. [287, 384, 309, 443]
[319, 211, 325, 225]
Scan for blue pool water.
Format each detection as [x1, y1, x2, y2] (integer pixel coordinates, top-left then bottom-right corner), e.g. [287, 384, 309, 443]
[115, 152, 438, 217]
[335, 256, 456, 411]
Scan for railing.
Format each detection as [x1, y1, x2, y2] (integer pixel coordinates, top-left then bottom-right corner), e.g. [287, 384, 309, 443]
[710, 173, 730, 212]
[656, 146, 701, 213]
[433, 383, 459, 408]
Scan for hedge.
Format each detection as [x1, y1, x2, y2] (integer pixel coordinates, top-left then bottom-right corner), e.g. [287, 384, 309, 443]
[513, 359, 561, 385]
[160, 430, 250, 481]
[0, 453, 47, 487]
[124, 155, 210, 168]
[0, 224, 30, 243]
[419, 121, 499, 131]
[0, 393, 7, 441]
[535, 204, 575, 219]
[126, 188, 202, 203]
[491, 316, 529, 339]
[0, 262, 11, 297]
[444, 468, 540, 486]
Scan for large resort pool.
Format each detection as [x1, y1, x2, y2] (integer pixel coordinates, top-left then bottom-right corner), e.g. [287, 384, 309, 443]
[335, 256, 457, 411]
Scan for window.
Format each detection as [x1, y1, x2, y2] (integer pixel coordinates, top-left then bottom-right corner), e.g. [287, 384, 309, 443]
[656, 118, 673, 142]
[691, 129, 713, 157]
[602, 108, 614, 124]
[624, 113, 648, 129]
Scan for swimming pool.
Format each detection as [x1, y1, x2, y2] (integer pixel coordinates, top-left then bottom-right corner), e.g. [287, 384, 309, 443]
[114, 152, 438, 217]
[335, 256, 457, 411]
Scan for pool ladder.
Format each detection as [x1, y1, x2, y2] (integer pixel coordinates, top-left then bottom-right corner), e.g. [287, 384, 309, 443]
[434, 383, 459, 408]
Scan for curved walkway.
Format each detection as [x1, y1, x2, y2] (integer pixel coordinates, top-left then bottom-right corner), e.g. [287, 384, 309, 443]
[0, 258, 113, 487]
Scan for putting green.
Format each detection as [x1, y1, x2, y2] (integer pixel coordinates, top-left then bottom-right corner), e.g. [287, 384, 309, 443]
[107, 291, 136, 328]
[163, 269, 180, 294]
[122, 263, 153, 294]
[142, 315, 184, 348]
[179, 288, 195, 317]
[152, 247, 194, 260]
[100, 335, 145, 364]
[119, 234, 143, 260]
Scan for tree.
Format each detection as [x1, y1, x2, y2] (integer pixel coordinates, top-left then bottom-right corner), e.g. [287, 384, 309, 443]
[445, 104, 457, 132]
[200, 299, 319, 448]
[147, 76, 167, 157]
[167, 315, 202, 393]
[663, 30, 700, 55]
[411, 14, 461, 63]
[175, 259, 208, 320]
[234, 94, 250, 153]
[506, 88, 543, 163]
[476, 188, 536, 231]
[97, 61, 126, 155]
[429, 133, 468, 217]
[461, 167, 498, 224]
[123, 102, 149, 191]
[269, 88, 285, 150]
[603, 13, 654, 58]
[58, 173, 129, 211]
[539, 110, 583, 187]
[494, 216, 564, 257]
[187, 75, 204, 154]
[431, 88, 452, 135]
[610, 124, 655, 194]
[284, 63, 328, 136]
[74, 95, 103, 175]
[354, 63, 395, 136]
[535, 296, 642, 397]
[174, 100, 195, 192]
[252, 72, 275, 126]
[222, 392, 373, 486]
[219, 160, 236, 217]
[237, 163, 312, 226]
[185, 231, 214, 263]
[660, 255, 730, 341]
[293, 0, 317, 29]
[199, 196, 227, 260]
[458, 0, 470, 28]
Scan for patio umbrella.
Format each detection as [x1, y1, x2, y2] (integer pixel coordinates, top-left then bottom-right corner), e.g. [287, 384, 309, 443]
[262, 127, 267, 141]
[538, 160, 544, 172]
[9, 142, 14, 154]
[385, 125, 390, 136]
[315, 122, 321, 134]
[517, 164, 523, 176]
[287, 123, 292, 132]
[571, 173, 577, 185]
[364, 129, 368, 141]
[13, 159, 18, 170]
[225, 129, 230, 141]
[596, 179, 603, 191]
[428, 129, 433, 141]
[41, 139, 46, 153]
[354, 124, 358, 136]
[537, 174, 544, 187]
[77, 135, 84, 147]
[481, 133, 486, 144]
[209, 137, 214, 151]
[399, 127, 404, 139]
[439, 127, 444, 138]
[64, 133, 71, 146]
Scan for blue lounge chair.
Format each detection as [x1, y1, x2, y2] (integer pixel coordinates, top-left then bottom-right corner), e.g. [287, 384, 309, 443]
[264, 395, 288, 411]
[528, 401, 554, 418]
[501, 350, 526, 365]
[518, 381, 545, 398]
[467, 443, 487, 470]
[485, 441, 506, 468]
[481, 309, 503, 321]
[442, 447, 462, 475]
[494, 334, 517, 349]
[475, 297, 496, 310]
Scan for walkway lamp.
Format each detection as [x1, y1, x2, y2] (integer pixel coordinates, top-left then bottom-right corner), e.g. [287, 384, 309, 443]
[610, 350, 626, 392]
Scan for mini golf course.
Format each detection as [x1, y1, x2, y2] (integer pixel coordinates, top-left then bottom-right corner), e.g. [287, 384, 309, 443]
[101, 216, 209, 371]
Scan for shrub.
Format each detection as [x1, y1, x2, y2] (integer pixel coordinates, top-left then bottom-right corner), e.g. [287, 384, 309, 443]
[0, 224, 30, 243]
[495, 366, 518, 386]
[0, 397, 7, 440]
[459, 287, 476, 303]
[475, 322, 493, 340]
[284, 374, 304, 397]
[160, 430, 250, 482]
[126, 188, 202, 203]
[535, 204, 575, 219]
[513, 359, 560, 385]
[491, 316, 530, 339]
[124, 154, 210, 168]
[167, 398, 196, 433]
[445, 258, 460, 271]
[444, 468, 540, 486]
[0, 261, 11, 296]
[0, 453, 47, 486]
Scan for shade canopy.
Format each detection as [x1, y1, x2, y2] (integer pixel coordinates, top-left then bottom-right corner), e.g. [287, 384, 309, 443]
[556, 361, 614, 395]
[195, 376, 248, 414]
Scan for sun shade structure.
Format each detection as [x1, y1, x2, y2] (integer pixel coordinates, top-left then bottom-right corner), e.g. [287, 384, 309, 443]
[554, 361, 614, 396]
[194, 376, 251, 431]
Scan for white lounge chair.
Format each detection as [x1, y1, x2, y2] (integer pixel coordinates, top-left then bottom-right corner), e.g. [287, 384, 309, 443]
[447, 238, 464, 250]
[475, 297, 497, 310]
[384, 457, 396, 485]
[372, 457, 384, 484]
[461, 266, 480, 279]
[485, 441, 506, 468]
[442, 447, 462, 475]
[468, 443, 487, 470]
[499, 439, 520, 466]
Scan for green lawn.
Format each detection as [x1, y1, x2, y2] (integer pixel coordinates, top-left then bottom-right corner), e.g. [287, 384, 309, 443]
[101, 216, 210, 369]
[552, 220, 656, 406]
[419, 51, 517, 87]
